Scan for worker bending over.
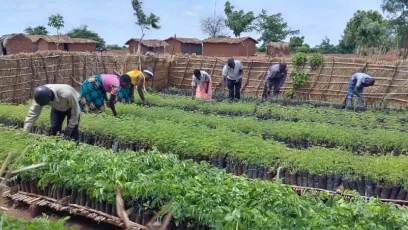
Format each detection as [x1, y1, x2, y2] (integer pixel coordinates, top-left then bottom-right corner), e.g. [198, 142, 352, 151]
[192, 69, 212, 101]
[117, 69, 154, 104]
[222, 58, 243, 100]
[24, 84, 80, 141]
[262, 61, 288, 100]
[346, 72, 375, 107]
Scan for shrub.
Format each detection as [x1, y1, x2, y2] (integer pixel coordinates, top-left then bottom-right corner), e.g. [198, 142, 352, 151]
[310, 53, 324, 70]
[291, 70, 308, 89]
[292, 52, 307, 68]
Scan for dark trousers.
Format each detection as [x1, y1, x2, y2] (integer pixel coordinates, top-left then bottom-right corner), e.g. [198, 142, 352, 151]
[227, 78, 242, 100]
[262, 78, 282, 99]
[50, 108, 80, 141]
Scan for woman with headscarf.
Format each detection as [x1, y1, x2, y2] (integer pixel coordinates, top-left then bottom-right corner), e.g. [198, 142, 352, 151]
[79, 74, 131, 116]
[191, 69, 212, 101]
[117, 69, 154, 104]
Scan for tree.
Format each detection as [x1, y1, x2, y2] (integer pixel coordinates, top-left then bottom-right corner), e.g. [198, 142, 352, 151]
[131, 0, 160, 55]
[224, 1, 255, 56]
[106, 44, 127, 50]
[255, 9, 299, 50]
[24, 26, 48, 35]
[382, 0, 408, 58]
[224, 1, 255, 37]
[289, 36, 304, 52]
[200, 15, 227, 37]
[48, 14, 64, 50]
[316, 37, 337, 54]
[67, 25, 106, 49]
[341, 10, 390, 55]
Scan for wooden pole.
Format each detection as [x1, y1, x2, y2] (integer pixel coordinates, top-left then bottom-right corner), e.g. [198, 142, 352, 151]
[41, 56, 49, 84]
[150, 55, 159, 88]
[241, 60, 253, 93]
[29, 57, 37, 101]
[12, 59, 21, 103]
[179, 57, 191, 88]
[307, 63, 325, 100]
[385, 62, 400, 94]
[256, 61, 272, 96]
[83, 54, 87, 83]
[71, 55, 75, 87]
[323, 60, 335, 101]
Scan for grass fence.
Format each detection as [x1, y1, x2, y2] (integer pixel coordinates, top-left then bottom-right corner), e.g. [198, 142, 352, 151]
[1, 51, 408, 107]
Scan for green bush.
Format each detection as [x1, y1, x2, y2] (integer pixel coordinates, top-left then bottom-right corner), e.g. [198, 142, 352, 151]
[296, 46, 310, 53]
[309, 53, 324, 70]
[291, 70, 308, 89]
[292, 52, 307, 68]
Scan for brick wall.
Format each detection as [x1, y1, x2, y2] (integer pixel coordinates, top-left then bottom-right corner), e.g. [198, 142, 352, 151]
[4, 35, 32, 54]
[203, 39, 257, 57]
[165, 38, 181, 54]
[69, 43, 96, 52]
[37, 40, 49, 51]
[128, 41, 152, 54]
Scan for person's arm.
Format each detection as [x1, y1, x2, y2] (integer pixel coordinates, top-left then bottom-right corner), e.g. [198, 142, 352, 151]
[137, 75, 146, 103]
[23, 102, 42, 131]
[203, 72, 211, 94]
[191, 75, 197, 99]
[67, 93, 80, 128]
[354, 77, 363, 97]
[110, 94, 118, 116]
[222, 65, 228, 89]
[238, 61, 244, 77]
[130, 86, 135, 103]
[279, 70, 288, 89]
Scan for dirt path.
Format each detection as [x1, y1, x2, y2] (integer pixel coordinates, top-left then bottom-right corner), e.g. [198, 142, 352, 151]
[3, 200, 122, 230]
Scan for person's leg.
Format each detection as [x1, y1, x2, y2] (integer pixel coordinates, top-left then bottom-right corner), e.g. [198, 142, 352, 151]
[262, 82, 269, 100]
[227, 79, 235, 100]
[346, 79, 354, 106]
[50, 108, 64, 136]
[357, 87, 364, 106]
[235, 79, 242, 100]
[272, 79, 280, 97]
[66, 109, 80, 141]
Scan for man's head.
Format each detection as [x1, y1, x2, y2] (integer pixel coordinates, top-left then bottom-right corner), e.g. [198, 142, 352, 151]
[364, 78, 375, 87]
[194, 69, 201, 80]
[119, 74, 131, 88]
[227, 58, 235, 69]
[279, 61, 287, 72]
[33, 85, 53, 106]
[143, 70, 154, 81]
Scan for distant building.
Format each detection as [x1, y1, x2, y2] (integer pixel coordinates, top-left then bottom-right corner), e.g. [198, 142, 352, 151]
[125, 39, 168, 54]
[202, 37, 258, 57]
[28, 35, 98, 52]
[164, 37, 202, 55]
[266, 42, 290, 57]
[0, 34, 33, 55]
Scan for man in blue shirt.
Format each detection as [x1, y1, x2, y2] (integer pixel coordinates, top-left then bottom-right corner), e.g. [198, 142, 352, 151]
[346, 72, 375, 107]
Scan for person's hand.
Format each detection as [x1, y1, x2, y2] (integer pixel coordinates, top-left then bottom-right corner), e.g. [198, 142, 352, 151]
[64, 126, 73, 137]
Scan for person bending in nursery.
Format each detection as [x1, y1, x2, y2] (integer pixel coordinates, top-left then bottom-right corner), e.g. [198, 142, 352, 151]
[346, 72, 375, 107]
[24, 84, 80, 141]
[79, 74, 130, 116]
[222, 58, 243, 100]
[262, 61, 288, 100]
[117, 69, 154, 104]
[191, 69, 212, 101]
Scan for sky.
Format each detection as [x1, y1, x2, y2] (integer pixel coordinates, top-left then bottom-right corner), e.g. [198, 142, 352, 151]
[0, 0, 385, 47]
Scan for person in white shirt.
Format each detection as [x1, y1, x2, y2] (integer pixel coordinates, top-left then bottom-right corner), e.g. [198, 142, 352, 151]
[191, 69, 212, 101]
[24, 84, 80, 141]
[222, 58, 243, 100]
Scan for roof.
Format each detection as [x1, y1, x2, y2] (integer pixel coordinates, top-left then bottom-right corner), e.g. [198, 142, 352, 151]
[0, 34, 30, 46]
[164, 37, 202, 44]
[28, 35, 98, 44]
[203, 37, 258, 44]
[268, 42, 290, 48]
[124, 39, 169, 47]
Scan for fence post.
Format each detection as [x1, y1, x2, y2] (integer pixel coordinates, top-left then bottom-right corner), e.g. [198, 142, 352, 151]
[12, 59, 21, 103]
[385, 62, 399, 94]
[307, 62, 325, 100]
[323, 60, 335, 100]
[83, 54, 87, 82]
[29, 57, 37, 101]
[241, 60, 253, 93]
[179, 57, 191, 88]
[255, 61, 272, 96]
[150, 55, 159, 88]
[71, 55, 75, 87]
[55, 54, 62, 84]
[41, 56, 49, 84]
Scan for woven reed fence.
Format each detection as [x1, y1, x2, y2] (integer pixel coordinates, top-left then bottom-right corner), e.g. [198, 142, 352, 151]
[1, 51, 408, 107]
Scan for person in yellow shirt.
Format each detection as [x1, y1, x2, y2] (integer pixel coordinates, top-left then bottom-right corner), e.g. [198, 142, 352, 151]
[117, 69, 153, 104]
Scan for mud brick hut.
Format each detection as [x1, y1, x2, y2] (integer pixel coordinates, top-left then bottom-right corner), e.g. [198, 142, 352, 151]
[28, 35, 98, 52]
[202, 37, 258, 57]
[164, 37, 202, 55]
[0, 34, 33, 55]
[267, 42, 291, 57]
[125, 39, 168, 54]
